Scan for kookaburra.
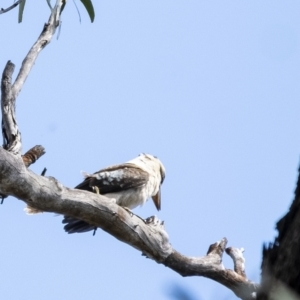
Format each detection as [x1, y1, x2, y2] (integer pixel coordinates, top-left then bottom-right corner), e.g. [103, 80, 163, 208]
[63, 153, 166, 234]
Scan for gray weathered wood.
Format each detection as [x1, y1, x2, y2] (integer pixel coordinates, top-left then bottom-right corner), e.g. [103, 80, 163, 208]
[1, 0, 64, 155]
[0, 147, 258, 299]
[12, 1, 63, 99]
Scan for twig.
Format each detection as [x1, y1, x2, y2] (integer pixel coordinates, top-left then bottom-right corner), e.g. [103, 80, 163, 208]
[1, 1, 65, 155]
[12, 0, 65, 99]
[166, 239, 258, 300]
[0, 0, 23, 15]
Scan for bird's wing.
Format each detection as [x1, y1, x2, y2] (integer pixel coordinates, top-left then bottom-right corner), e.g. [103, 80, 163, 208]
[63, 164, 149, 235]
[75, 163, 149, 194]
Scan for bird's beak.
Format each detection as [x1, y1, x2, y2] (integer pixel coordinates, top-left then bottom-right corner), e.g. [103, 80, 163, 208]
[152, 187, 161, 211]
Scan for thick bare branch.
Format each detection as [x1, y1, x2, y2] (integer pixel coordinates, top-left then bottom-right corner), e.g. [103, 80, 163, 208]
[1, 61, 21, 154]
[1, 1, 65, 156]
[0, 148, 258, 299]
[11, 0, 65, 99]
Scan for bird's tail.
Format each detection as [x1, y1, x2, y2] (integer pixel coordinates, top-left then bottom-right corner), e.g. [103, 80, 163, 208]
[62, 216, 97, 235]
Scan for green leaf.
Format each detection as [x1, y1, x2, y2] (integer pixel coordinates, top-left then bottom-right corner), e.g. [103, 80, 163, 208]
[18, 0, 26, 23]
[79, 0, 95, 23]
[61, 0, 67, 14]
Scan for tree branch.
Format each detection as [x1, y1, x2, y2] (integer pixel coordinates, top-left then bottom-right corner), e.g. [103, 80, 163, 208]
[165, 241, 258, 300]
[0, 148, 258, 299]
[1, 1, 64, 155]
[12, 0, 64, 99]
[0, 1, 63, 201]
[258, 165, 300, 299]
[0, 0, 23, 15]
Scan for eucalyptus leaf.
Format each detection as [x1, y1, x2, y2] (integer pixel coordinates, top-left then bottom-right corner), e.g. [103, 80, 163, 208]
[18, 0, 26, 23]
[79, 0, 95, 22]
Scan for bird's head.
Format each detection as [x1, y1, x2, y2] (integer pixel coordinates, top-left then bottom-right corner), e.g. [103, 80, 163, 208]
[138, 153, 166, 211]
[138, 153, 165, 183]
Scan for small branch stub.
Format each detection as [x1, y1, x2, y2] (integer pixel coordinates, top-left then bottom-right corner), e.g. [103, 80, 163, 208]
[0, 1, 64, 196]
[226, 247, 247, 278]
[0, 147, 260, 300]
[22, 145, 46, 167]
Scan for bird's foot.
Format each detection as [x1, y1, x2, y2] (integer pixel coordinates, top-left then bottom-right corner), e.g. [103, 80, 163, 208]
[92, 186, 100, 194]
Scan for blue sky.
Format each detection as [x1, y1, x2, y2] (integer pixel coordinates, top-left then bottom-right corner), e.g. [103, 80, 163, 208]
[1, 1, 300, 299]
